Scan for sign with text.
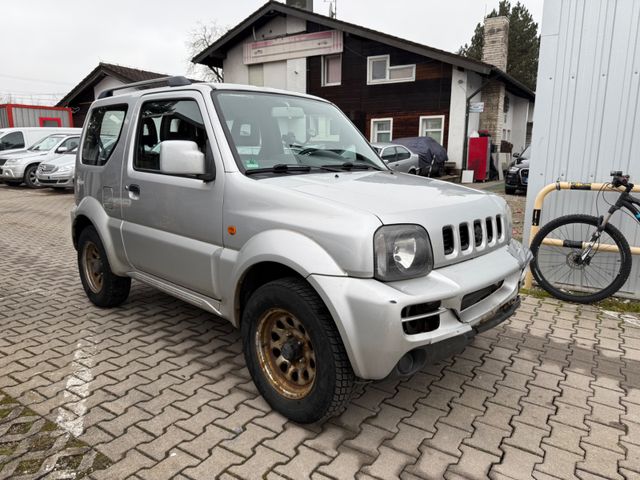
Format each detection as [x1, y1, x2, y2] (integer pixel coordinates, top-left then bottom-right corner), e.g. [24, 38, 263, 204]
[469, 102, 485, 113]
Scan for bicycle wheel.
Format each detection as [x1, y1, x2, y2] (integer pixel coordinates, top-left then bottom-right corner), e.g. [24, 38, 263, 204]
[530, 214, 632, 303]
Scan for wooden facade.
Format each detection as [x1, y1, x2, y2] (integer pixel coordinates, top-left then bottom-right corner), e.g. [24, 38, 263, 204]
[306, 22, 452, 145]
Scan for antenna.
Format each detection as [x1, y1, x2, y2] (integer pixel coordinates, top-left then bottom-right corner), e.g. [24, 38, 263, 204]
[323, 0, 337, 18]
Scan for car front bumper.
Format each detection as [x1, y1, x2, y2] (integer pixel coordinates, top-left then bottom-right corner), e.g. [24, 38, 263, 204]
[308, 239, 531, 379]
[0, 164, 26, 181]
[36, 172, 74, 187]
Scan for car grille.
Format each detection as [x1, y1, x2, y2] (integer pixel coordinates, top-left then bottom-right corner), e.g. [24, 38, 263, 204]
[442, 215, 505, 257]
[520, 168, 529, 185]
[38, 164, 57, 173]
[461, 281, 504, 310]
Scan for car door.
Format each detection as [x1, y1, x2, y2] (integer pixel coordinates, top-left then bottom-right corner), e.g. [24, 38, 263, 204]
[381, 147, 399, 170]
[120, 91, 224, 299]
[395, 146, 415, 173]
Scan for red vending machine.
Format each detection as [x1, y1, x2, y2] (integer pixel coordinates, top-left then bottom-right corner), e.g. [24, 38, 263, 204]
[467, 136, 491, 181]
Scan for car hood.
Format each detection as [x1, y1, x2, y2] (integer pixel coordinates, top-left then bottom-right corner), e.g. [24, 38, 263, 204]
[42, 153, 75, 167]
[0, 150, 48, 161]
[261, 171, 509, 267]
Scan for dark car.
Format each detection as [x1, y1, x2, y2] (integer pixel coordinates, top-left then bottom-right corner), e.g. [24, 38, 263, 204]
[505, 145, 530, 194]
[393, 136, 448, 177]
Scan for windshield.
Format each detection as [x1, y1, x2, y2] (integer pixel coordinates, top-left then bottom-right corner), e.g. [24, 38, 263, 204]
[212, 91, 386, 174]
[519, 145, 530, 161]
[29, 135, 65, 151]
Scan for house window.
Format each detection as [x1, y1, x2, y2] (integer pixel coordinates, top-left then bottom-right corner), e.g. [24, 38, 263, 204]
[371, 118, 393, 142]
[419, 115, 444, 144]
[248, 64, 264, 87]
[367, 55, 415, 85]
[322, 54, 342, 86]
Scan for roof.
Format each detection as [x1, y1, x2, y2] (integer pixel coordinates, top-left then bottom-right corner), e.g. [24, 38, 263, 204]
[56, 62, 168, 106]
[193, 1, 534, 101]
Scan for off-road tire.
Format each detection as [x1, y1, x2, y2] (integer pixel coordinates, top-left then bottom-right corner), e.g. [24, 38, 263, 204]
[530, 214, 632, 303]
[77, 226, 131, 308]
[241, 277, 356, 423]
[23, 164, 40, 188]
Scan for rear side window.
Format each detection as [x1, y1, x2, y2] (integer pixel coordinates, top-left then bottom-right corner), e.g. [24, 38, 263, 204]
[134, 99, 207, 172]
[0, 131, 25, 150]
[81, 105, 127, 166]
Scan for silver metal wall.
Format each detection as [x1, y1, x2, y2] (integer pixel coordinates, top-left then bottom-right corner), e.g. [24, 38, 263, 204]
[0, 107, 8, 128]
[10, 107, 72, 128]
[525, 0, 640, 297]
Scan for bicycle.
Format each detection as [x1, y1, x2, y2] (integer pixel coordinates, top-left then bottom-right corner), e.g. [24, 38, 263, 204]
[530, 171, 638, 303]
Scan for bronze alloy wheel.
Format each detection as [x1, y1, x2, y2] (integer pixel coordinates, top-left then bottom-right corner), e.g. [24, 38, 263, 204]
[255, 308, 317, 399]
[82, 241, 104, 294]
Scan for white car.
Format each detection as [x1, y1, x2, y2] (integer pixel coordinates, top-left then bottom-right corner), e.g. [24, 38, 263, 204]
[36, 146, 77, 189]
[0, 127, 80, 156]
[0, 134, 80, 187]
[371, 142, 421, 174]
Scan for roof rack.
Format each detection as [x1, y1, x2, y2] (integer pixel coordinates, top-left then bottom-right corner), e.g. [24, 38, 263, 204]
[96, 76, 192, 99]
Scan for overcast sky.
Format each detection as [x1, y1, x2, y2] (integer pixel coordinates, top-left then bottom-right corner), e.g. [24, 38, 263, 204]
[0, 0, 544, 105]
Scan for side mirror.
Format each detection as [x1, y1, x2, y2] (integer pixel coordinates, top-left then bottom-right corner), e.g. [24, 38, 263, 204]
[56, 146, 69, 153]
[512, 152, 520, 158]
[159, 140, 206, 176]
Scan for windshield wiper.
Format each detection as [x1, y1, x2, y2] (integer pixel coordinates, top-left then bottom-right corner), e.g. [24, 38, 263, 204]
[245, 163, 312, 175]
[321, 162, 382, 171]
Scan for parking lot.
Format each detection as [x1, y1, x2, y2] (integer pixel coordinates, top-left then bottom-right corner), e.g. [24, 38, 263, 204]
[1, 184, 639, 479]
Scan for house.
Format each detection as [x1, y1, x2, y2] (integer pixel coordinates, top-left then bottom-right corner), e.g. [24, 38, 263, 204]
[0, 104, 73, 128]
[56, 63, 167, 127]
[193, 0, 535, 169]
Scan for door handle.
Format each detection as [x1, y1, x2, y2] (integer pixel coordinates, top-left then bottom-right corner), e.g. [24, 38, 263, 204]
[126, 184, 140, 195]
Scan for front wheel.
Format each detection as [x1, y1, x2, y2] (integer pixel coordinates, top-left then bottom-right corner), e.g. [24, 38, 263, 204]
[23, 164, 40, 188]
[77, 226, 131, 307]
[530, 214, 632, 303]
[241, 277, 356, 423]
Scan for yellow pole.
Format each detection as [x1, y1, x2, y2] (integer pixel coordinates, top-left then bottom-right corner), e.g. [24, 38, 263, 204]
[524, 181, 640, 289]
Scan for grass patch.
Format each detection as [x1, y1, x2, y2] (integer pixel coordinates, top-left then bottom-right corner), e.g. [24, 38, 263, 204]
[7, 421, 34, 435]
[56, 454, 83, 471]
[16, 458, 42, 475]
[0, 442, 19, 456]
[30, 434, 57, 452]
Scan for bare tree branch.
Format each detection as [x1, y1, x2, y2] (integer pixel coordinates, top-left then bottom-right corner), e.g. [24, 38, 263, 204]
[185, 21, 229, 82]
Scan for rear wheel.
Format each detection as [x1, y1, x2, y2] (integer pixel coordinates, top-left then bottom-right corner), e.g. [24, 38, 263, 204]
[78, 226, 131, 307]
[23, 164, 40, 188]
[241, 277, 356, 423]
[530, 214, 631, 303]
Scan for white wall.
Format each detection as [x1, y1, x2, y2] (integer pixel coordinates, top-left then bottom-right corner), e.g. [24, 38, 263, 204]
[222, 15, 307, 92]
[509, 95, 529, 153]
[466, 72, 483, 134]
[93, 76, 124, 99]
[447, 68, 467, 168]
[524, 0, 640, 297]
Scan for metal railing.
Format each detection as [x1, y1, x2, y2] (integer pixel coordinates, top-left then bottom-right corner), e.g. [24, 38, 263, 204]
[524, 181, 640, 289]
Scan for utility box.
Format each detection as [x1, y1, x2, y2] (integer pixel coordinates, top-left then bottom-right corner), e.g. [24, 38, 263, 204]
[467, 136, 491, 181]
[0, 104, 74, 128]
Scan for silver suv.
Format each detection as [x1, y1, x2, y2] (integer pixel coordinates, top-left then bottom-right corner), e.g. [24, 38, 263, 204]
[72, 77, 531, 423]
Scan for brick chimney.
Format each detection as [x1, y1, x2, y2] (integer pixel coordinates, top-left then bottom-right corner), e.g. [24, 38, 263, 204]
[479, 16, 509, 147]
[286, 0, 313, 10]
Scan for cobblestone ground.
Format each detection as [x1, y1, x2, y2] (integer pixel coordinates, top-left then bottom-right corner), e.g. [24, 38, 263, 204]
[0, 184, 639, 480]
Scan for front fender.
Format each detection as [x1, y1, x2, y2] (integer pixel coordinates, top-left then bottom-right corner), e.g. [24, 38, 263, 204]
[217, 229, 347, 324]
[71, 197, 130, 275]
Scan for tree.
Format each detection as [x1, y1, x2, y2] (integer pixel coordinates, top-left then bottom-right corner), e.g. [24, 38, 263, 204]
[185, 21, 229, 82]
[458, 1, 540, 91]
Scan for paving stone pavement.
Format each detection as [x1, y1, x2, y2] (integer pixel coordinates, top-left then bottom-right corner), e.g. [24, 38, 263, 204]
[1, 184, 639, 479]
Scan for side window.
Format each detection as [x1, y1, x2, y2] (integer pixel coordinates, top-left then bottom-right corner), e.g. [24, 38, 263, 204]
[57, 137, 79, 153]
[381, 147, 396, 162]
[82, 105, 127, 166]
[134, 99, 207, 172]
[0, 132, 25, 150]
[397, 147, 411, 160]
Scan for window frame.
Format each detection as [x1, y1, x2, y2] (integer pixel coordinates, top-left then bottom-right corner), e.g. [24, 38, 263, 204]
[418, 115, 445, 144]
[39, 117, 62, 127]
[132, 97, 209, 178]
[396, 145, 412, 160]
[321, 54, 342, 87]
[366, 55, 416, 85]
[370, 117, 393, 143]
[0, 131, 25, 149]
[81, 104, 128, 167]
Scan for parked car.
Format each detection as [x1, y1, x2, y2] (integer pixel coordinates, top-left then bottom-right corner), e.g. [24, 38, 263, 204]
[371, 142, 420, 174]
[505, 145, 530, 194]
[72, 79, 531, 424]
[0, 134, 80, 187]
[0, 127, 80, 156]
[36, 146, 77, 189]
[394, 136, 448, 177]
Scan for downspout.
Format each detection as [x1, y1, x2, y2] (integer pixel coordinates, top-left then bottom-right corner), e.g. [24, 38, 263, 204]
[461, 76, 493, 170]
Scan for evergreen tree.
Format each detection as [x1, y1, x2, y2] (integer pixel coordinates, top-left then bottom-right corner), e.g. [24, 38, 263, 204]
[458, 1, 540, 90]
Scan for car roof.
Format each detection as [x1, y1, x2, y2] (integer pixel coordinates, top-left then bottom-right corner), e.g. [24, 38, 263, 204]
[370, 142, 407, 148]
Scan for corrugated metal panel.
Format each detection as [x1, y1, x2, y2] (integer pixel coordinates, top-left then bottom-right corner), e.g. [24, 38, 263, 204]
[525, 0, 640, 297]
[11, 107, 71, 127]
[0, 107, 8, 128]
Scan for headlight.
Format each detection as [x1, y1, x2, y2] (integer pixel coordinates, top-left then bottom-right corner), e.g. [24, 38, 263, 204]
[508, 167, 519, 173]
[4, 159, 17, 165]
[57, 165, 73, 173]
[374, 225, 434, 281]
